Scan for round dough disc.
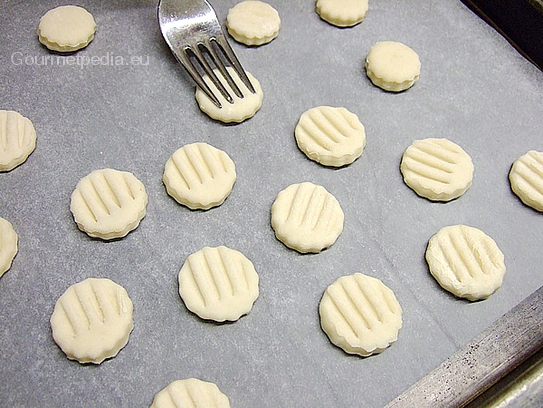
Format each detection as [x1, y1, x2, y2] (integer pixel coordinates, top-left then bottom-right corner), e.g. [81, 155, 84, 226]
[426, 225, 506, 301]
[227, 1, 281, 46]
[319, 273, 402, 356]
[0, 217, 18, 278]
[38, 5, 96, 52]
[271, 182, 344, 253]
[295, 106, 366, 167]
[195, 67, 263, 123]
[0, 110, 37, 172]
[365, 41, 421, 92]
[316, 0, 369, 27]
[70, 168, 148, 240]
[400, 138, 474, 201]
[50, 278, 134, 364]
[178, 246, 259, 322]
[151, 378, 230, 408]
[163, 143, 236, 210]
[509, 150, 543, 212]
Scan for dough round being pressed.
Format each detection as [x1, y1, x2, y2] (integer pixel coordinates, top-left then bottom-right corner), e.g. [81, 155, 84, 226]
[50, 278, 134, 364]
[271, 182, 344, 253]
[0, 217, 18, 278]
[509, 150, 543, 212]
[70, 169, 148, 240]
[195, 67, 263, 123]
[426, 225, 506, 301]
[319, 273, 402, 357]
[316, 0, 369, 27]
[365, 41, 421, 92]
[227, 1, 281, 46]
[400, 138, 474, 201]
[0, 110, 37, 172]
[163, 143, 236, 210]
[295, 106, 366, 167]
[38, 5, 96, 52]
[151, 378, 230, 408]
[178, 246, 259, 322]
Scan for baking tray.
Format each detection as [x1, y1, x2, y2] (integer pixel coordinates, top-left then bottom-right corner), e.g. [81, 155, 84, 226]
[1, 1, 543, 407]
[461, 0, 543, 71]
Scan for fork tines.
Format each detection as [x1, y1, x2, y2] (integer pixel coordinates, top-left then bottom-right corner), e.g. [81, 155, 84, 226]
[182, 35, 255, 108]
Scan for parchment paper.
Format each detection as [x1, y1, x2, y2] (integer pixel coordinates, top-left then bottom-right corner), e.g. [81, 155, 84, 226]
[1, 1, 542, 407]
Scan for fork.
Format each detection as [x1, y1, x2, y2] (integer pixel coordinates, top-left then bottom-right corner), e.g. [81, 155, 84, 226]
[158, 0, 255, 108]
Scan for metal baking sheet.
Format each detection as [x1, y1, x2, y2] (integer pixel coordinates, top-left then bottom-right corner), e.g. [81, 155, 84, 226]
[1, 1, 543, 406]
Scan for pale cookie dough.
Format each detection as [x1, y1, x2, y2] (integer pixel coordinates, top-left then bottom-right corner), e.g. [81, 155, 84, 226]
[319, 273, 402, 357]
[0, 217, 18, 278]
[195, 67, 263, 123]
[50, 278, 134, 364]
[178, 246, 259, 322]
[163, 143, 236, 210]
[227, 1, 281, 46]
[401, 138, 474, 201]
[38, 5, 96, 52]
[295, 106, 366, 167]
[0, 110, 37, 172]
[271, 182, 344, 253]
[316, 0, 369, 27]
[426, 225, 506, 301]
[509, 150, 543, 212]
[70, 169, 148, 240]
[366, 41, 421, 92]
[151, 378, 230, 408]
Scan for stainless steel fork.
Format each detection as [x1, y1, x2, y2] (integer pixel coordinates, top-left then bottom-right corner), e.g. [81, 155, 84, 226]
[158, 0, 255, 108]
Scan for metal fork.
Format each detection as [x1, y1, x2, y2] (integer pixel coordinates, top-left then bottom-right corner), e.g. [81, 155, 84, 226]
[158, 0, 255, 108]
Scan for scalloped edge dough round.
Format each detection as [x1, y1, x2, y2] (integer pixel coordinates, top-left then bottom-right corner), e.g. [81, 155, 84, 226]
[365, 41, 421, 92]
[271, 182, 344, 253]
[195, 67, 263, 123]
[319, 273, 402, 357]
[178, 246, 259, 322]
[163, 142, 236, 210]
[50, 278, 134, 364]
[295, 106, 366, 167]
[38, 5, 96, 52]
[151, 378, 231, 408]
[426, 225, 506, 301]
[70, 168, 148, 240]
[316, 0, 369, 27]
[400, 138, 474, 201]
[227, 1, 281, 46]
[509, 150, 543, 212]
[0, 110, 37, 172]
[0, 217, 18, 278]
